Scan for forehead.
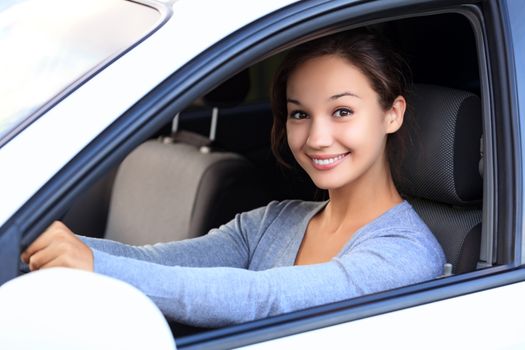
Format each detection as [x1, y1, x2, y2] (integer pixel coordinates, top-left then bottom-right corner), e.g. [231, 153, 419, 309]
[286, 54, 374, 97]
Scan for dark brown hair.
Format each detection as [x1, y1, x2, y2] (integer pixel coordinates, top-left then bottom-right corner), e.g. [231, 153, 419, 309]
[270, 28, 413, 177]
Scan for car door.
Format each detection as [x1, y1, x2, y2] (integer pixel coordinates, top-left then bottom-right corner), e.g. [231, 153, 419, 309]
[170, 1, 525, 348]
[1, 0, 524, 349]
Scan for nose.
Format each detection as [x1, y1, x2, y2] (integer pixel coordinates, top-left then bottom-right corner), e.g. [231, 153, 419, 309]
[306, 116, 333, 149]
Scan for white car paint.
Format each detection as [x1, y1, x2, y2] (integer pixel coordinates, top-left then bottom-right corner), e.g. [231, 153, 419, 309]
[0, 268, 176, 350]
[0, 0, 297, 226]
[242, 281, 525, 349]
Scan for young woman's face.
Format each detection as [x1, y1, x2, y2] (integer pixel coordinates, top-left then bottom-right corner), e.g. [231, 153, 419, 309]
[286, 54, 402, 190]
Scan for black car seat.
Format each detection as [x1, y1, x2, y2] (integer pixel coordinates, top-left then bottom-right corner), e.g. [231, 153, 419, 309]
[396, 84, 483, 274]
[65, 70, 270, 245]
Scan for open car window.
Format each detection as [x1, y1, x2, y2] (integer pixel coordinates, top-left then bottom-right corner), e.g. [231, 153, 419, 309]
[60, 7, 488, 338]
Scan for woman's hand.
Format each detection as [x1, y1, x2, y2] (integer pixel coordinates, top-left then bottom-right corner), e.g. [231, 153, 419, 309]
[20, 221, 93, 272]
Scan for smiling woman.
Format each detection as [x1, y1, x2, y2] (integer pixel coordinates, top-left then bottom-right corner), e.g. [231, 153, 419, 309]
[285, 54, 403, 189]
[20, 28, 445, 328]
[0, 0, 162, 144]
[271, 30, 420, 265]
[271, 29, 412, 179]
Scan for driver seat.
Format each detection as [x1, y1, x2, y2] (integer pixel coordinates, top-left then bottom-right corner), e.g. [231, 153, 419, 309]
[396, 84, 483, 274]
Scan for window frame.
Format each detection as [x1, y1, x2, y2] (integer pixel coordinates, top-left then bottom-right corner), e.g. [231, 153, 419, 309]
[503, 0, 525, 266]
[481, 0, 522, 267]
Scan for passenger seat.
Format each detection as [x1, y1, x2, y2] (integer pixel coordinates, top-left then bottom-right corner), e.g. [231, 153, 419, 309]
[65, 70, 270, 245]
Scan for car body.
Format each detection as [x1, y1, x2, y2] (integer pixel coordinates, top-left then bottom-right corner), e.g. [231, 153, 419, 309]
[0, 0, 524, 349]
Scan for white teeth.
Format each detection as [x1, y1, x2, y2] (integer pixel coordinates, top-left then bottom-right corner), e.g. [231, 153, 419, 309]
[312, 154, 346, 165]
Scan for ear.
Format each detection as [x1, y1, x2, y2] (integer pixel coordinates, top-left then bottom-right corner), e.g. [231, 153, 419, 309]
[385, 96, 406, 134]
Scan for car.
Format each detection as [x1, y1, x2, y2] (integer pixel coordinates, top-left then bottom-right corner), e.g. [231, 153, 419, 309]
[1, 0, 524, 349]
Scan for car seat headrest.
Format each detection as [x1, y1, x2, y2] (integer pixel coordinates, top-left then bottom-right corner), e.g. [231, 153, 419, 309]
[202, 69, 250, 108]
[395, 84, 483, 206]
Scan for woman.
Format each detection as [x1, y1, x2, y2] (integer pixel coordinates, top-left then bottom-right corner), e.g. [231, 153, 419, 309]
[21, 29, 445, 327]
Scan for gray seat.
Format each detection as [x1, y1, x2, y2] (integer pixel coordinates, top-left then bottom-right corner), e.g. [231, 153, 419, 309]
[105, 70, 270, 244]
[64, 70, 269, 245]
[105, 138, 269, 244]
[396, 84, 483, 274]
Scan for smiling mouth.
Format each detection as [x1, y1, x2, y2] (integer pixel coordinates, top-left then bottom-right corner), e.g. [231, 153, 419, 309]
[309, 152, 350, 169]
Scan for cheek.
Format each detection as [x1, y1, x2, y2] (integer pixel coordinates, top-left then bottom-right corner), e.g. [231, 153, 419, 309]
[337, 117, 387, 149]
[286, 123, 307, 152]
[335, 123, 368, 148]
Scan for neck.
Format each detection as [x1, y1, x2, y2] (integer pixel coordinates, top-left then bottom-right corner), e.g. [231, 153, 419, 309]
[322, 162, 403, 231]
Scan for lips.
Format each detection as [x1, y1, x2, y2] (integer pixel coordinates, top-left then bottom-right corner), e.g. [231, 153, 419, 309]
[309, 152, 350, 170]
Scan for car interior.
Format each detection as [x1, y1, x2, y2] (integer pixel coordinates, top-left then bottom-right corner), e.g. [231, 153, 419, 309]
[60, 12, 485, 336]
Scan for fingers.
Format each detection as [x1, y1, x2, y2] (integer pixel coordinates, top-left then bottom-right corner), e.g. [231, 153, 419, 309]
[30, 252, 80, 271]
[21, 221, 94, 272]
[21, 221, 73, 263]
[31, 255, 63, 271]
[27, 241, 64, 271]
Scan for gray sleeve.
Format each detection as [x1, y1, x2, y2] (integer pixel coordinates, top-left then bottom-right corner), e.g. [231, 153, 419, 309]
[91, 228, 445, 327]
[80, 204, 272, 268]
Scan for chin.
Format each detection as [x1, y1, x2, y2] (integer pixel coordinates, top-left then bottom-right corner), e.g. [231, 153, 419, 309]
[310, 178, 348, 191]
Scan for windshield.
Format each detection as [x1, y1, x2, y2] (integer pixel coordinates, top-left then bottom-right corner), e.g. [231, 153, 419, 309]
[0, 0, 162, 145]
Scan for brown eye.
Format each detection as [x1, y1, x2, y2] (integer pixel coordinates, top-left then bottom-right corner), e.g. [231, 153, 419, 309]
[333, 108, 353, 118]
[289, 110, 308, 119]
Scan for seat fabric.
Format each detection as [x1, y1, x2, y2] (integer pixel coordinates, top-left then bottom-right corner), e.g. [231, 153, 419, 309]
[105, 140, 268, 244]
[396, 84, 483, 274]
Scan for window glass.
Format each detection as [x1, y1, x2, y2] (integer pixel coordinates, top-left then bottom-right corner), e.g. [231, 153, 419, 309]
[0, 0, 161, 143]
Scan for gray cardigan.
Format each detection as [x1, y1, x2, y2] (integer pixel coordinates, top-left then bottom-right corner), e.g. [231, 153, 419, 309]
[81, 200, 445, 327]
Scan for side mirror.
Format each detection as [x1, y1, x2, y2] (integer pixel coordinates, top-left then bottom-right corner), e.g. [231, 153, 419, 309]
[0, 268, 176, 350]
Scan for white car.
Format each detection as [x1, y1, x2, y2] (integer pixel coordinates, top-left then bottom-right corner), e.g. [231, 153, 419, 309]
[0, 0, 524, 349]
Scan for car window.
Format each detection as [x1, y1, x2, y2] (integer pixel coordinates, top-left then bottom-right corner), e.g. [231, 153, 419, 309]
[0, 0, 162, 145]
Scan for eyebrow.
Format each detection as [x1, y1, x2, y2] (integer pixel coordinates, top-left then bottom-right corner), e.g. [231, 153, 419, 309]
[286, 92, 360, 105]
[329, 91, 360, 100]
